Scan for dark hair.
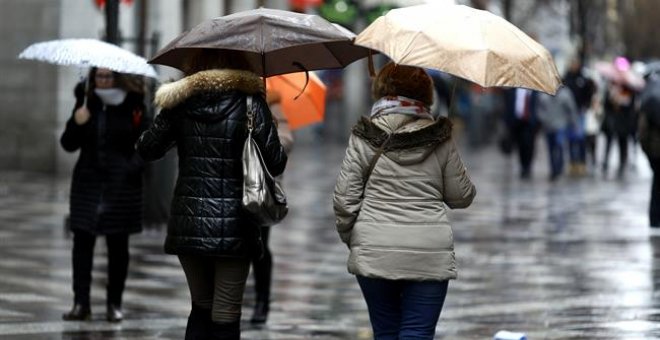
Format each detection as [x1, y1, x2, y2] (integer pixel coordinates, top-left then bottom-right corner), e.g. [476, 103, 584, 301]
[183, 49, 253, 76]
[372, 62, 434, 106]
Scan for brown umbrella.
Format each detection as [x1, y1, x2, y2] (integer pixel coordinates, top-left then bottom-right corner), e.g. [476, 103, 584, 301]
[149, 8, 371, 77]
[355, 4, 562, 95]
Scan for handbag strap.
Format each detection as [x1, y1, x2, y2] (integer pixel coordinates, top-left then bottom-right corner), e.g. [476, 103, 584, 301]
[361, 132, 393, 195]
[246, 95, 255, 131]
[244, 95, 276, 181]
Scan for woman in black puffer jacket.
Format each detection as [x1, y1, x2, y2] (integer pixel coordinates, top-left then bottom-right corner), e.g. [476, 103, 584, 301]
[61, 68, 148, 323]
[136, 53, 287, 339]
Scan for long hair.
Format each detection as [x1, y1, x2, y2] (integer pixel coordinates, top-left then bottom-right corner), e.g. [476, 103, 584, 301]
[182, 49, 253, 76]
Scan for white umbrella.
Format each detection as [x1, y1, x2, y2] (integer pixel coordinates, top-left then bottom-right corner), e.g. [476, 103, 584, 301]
[18, 38, 157, 78]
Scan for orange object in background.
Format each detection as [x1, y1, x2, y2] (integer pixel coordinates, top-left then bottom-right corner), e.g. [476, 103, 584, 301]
[266, 72, 327, 130]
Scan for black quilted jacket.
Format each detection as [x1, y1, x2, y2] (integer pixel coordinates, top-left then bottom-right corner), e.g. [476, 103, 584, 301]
[61, 82, 147, 235]
[136, 69, 287, 257]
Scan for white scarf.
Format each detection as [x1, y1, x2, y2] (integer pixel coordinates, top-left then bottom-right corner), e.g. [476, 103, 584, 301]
[94, 88, 127, 106]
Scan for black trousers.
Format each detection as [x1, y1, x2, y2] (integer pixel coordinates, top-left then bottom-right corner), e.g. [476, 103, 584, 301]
[71, 230, 129, 306]
[178, 255, 250, 324]
[512, 120, 537, 177]
[252, 227, 272, 302]
[603, 131, 628, 172]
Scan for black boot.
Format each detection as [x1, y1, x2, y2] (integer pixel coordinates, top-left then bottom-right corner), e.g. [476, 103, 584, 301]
[185, 305, 213, 340]
[210, 320, 240, 340]
[62, 303, 91, 321]
[106, 303, 123, 322]
[250, 300, 269, 324]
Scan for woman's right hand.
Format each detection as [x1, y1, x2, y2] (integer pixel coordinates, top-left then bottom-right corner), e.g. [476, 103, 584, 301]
[74, 106, 91, 125]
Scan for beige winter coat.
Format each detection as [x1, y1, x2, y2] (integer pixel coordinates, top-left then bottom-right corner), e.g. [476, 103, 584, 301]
[333, 114, 476, 282]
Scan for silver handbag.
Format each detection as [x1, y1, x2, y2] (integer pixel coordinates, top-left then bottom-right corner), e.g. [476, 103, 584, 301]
[241, 96, 288, 226]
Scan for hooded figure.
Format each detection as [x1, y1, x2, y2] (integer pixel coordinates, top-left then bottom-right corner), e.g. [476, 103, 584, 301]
[333, 62, 476, 339]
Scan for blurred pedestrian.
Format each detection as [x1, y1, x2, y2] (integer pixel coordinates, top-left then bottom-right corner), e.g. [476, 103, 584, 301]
[333, 62, 476, 339]
[638, 74, 660, 228]
[564, 58, 597, 175]
[602, 80, 636, 178]
[60, 67, 148, 322]
[584, 88, 604, 172]
[249, 89, 294, 324]
[537, 87, 579, 181]
[136, 51, 287, 339]
[504, 88, 540, 179]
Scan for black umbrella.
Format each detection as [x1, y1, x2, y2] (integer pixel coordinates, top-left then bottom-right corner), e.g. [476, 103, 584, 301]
[149, 8, 371, 77]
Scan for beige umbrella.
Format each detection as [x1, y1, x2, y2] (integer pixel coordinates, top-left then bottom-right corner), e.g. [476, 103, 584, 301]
[354, 4, 561, 95]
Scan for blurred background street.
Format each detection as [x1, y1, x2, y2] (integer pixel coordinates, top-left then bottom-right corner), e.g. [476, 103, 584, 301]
[0, 141, 656, 339]
[3, 0, 660, 339]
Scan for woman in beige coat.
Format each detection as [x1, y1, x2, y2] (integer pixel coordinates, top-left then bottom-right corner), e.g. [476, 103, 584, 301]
[333, 62, 476, 339]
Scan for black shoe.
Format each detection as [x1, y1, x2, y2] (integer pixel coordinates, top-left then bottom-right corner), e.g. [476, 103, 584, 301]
[106, 304, 123, 323]
[250, 300, 269, 324]
[62, 303, 91, 321]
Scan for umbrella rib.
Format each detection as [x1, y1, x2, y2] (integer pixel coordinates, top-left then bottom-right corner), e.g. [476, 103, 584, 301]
[398, 31, 421, 65]
[322, 42, 344, 67]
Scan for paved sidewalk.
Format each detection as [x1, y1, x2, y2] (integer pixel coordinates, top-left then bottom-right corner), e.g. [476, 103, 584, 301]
[0, 141, 657, 339]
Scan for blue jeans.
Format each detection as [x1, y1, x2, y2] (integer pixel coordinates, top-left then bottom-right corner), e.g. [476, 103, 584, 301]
[545, 130, 566, 179]
[356, 276, 449, 340]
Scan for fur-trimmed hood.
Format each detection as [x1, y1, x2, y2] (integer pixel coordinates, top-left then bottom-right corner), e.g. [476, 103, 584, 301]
[352, 115, 453, 165]
[154, 69, 264, 109]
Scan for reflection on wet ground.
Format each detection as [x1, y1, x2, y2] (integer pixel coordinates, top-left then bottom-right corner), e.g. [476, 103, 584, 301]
[0, 142, 656, 339]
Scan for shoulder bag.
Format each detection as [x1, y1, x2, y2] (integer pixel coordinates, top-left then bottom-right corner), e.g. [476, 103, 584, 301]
[242, 96, 289, 226]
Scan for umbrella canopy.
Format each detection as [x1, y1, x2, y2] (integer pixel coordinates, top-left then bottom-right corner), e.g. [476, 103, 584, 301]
[149, 7, 371, 77]
[594, 60, 645, 91]
[18, 38, 157, 78]
[354, 4, 561, 95]
[266, 72, 327, 130]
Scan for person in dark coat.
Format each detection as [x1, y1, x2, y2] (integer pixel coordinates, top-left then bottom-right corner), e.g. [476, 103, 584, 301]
[249, 89, 294, 325]
[639, 75, 660, 228]
[602, 80, 636, 179]
[504, 88, 540, 179]
[136, 52, 287, 339]
[60, 67, 148, 322]
[564, 59, 597, 175]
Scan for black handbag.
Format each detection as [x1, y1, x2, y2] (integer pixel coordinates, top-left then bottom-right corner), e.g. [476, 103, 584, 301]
[241, 96, 288, 226]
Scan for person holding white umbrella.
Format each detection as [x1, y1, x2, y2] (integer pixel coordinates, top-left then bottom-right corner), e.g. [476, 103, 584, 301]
[60, 67, 149, 322]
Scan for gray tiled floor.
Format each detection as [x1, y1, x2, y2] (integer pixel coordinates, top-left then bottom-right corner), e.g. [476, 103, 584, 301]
[0, 139, 657, 339]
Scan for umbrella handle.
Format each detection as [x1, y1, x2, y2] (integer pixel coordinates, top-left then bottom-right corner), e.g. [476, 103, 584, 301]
[448, 80, 457, 117]
[292, 62, 309, 100]
[83, 75, 91, 108]
[368, 50, 375, 78]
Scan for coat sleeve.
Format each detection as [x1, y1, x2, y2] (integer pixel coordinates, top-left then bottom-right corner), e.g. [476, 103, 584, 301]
[128, 93, 151, 170]
[333, 134, 369, 244]
[441, 141, 476, 209]
[271, 103, 294, 154]
[60, 82, 89, 152]
[252, 95, 287, 176]
[135, 107, 177, 162]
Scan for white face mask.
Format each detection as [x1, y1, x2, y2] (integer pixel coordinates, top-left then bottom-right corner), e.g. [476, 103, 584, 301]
[94, 88, 127, 106]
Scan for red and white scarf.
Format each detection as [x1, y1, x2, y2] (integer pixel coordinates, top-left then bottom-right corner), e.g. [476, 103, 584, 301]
[370, 96, 434, 120]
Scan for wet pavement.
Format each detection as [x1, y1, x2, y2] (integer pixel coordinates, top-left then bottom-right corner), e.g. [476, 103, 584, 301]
[0, 139, 657, 339]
